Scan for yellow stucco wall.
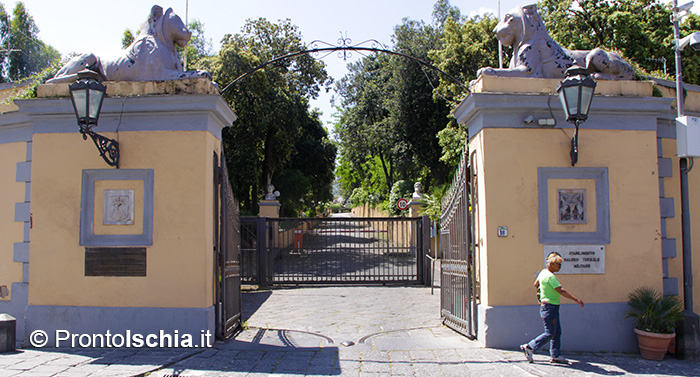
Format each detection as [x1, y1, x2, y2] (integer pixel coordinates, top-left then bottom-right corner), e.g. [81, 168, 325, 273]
[0, 141, 26, 300]
[661, 135, 700, 315]
[469, 132, 488, 305]
[471, 127, 662, 307]
[29, 130, 220, 308]
[692, 161, 700, 315]
[650, 87, 700, 315]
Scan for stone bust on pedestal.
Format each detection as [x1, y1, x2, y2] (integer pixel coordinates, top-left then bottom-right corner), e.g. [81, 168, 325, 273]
[412, 182, 424, 201]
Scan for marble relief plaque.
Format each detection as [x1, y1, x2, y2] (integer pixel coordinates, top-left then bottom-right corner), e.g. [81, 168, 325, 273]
[104, 189, 134, 225]
[557, 189, 586, 224]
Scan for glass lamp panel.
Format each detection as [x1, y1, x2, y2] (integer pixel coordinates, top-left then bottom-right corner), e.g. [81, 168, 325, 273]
[558, 89, 570, 119]
[87, 88, 104, 119]
[71, 88, 87, 119]
[580, 86, 595, 117]
[564, 86, 579, 117]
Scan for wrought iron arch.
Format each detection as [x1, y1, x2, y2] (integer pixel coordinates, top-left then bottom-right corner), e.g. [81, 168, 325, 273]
[219, 35, 470, 95]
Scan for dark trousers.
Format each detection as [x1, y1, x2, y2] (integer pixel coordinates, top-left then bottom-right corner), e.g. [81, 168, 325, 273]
[527, 302, 561, 357]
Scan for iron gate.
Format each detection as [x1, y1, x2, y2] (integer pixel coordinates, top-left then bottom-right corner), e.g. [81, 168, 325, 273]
[240, 216, 430, 285]
[439, 150, 479, 339]
[215, 152, 242, 339]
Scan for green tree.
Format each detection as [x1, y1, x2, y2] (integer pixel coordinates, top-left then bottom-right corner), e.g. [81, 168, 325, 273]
[432, 0, 461, 28]
[335, 0, 465, 209]
[430, 13, 499, 104]
[427, 13, 500, 172]
[335, 54, 398, 194]
[336, 154, 390, 206]
[5, 2, 59, 81]
[348, 186, 370, 208]
[0, 3, 9, 82]
[391, 18, 453, 191]
[121, 29, 136, 49]
[335, 156, 362, 202]
[387, 180, 413, 216]
[276, 109, 337, 216]
[428, 0, 700, 168]
[680, 12, 700, 85]
[436, 123, 466, 168]
[537, 0, 700, 84]
[180, 19, 212, 70]
[202, 18, 333, 214]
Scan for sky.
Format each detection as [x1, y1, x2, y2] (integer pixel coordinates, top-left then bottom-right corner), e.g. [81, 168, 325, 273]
[16, 0, 700, 128]
[15, 0, 524, 128]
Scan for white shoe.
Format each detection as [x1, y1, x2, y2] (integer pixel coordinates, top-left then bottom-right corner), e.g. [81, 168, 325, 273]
[550, 356, 569, 364]
[520, 344, 534, 363]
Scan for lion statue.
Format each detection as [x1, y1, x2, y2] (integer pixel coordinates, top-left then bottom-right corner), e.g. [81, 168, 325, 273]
[47, 5, 211, 83]
[477, 4, 634, 80]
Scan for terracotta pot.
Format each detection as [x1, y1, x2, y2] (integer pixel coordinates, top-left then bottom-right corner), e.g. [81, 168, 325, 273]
[668, 334, 676, 354]
[634, 328, 675, 361]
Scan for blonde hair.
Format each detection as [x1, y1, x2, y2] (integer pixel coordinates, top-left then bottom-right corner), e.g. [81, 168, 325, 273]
[546, 252, 563, 266]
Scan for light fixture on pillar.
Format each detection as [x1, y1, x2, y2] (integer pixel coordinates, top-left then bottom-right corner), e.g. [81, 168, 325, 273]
[557, 66, 597, 167]
[69, 70, 119, 168]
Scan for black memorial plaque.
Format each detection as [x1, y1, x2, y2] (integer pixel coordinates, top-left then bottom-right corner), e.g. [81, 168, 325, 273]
[85, 247, 147, 276]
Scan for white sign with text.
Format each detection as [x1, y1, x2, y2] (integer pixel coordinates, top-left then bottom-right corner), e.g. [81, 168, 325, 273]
[543, 245, 605, 274]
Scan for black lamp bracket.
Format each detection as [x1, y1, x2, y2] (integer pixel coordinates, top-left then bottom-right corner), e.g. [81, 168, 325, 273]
[570, 121, 580, 167]
[80, 124, 120, 168]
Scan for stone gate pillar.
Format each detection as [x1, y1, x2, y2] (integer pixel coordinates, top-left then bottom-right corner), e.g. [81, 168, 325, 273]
[12, 79, 235, 347]
[453, 76, 672, 352]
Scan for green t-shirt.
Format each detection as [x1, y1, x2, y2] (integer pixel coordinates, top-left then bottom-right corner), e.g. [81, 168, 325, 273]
[538, 269, 562, 305]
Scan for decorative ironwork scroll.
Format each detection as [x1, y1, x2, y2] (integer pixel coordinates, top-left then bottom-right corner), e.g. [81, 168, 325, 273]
[80, 124, 120, 168]
[220, 33, 469, 95]
[307, 33, 388, 61]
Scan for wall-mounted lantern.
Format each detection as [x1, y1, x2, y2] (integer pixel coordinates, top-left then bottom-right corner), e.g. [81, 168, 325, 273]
[557, 66, 597, 166]
[69, 70, 119, 168]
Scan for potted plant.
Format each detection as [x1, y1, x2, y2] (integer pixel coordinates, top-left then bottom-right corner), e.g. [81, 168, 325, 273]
[626, 287, 684, 361]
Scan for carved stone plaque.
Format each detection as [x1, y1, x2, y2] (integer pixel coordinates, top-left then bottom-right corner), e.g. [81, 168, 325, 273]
[557, 189, 586, 224]
[104, 189, 134, 225]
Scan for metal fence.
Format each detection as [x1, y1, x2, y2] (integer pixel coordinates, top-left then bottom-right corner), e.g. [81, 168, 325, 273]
[240, 217, 260, 284]
[241, 216, 429, 285]
[440, 150, 479, 339]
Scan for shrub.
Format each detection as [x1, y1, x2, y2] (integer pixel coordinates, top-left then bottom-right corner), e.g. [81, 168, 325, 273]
[387, 180, 414, 216]
[626, 287, 683, 334]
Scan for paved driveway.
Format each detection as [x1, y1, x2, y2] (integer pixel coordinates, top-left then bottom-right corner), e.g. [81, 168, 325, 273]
[148, 285, 700, 376]
[2, 267, 699, 376]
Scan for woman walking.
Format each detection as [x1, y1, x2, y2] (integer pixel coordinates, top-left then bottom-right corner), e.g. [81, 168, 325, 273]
[521, 252, 584, 364]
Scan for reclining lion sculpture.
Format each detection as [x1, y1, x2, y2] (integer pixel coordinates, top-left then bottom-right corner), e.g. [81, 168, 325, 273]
[47, 5, 211, 83]
[477, 4, 634, 80]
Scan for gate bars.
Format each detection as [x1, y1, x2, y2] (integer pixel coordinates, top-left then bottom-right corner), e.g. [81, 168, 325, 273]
[439, 149, 479, 339]
[215, 152, 242, 340]
[240, 216, 430, 285]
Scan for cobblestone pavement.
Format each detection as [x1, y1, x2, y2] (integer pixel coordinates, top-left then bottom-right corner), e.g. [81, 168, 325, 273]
[2, 285, 700, 376]
[0, 347, 200, 377]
